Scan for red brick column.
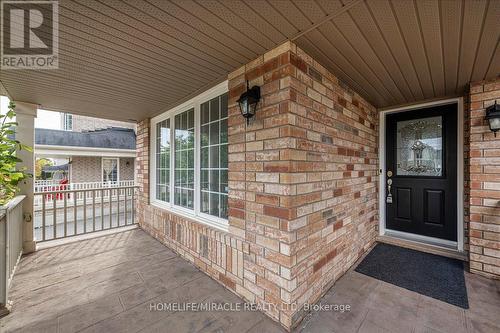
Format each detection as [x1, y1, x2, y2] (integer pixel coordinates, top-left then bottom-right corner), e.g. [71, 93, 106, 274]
[227, 42, 301, 326]
[468, 77, 500, 278]
[227, 42, 379, 327]
[136, 119, 150, 225]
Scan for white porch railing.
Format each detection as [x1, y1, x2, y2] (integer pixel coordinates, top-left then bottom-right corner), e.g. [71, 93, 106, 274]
[0, 196, 25, 316]
[34, 185, 138, 242]
[34, 180, 135, 196]
[34, 179, 60, 187]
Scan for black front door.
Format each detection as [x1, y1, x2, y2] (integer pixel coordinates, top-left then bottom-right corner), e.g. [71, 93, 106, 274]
[385, 103, 457, 241]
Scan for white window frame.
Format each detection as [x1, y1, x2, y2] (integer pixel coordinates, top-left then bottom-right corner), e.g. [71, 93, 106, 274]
[101, 157, 120, 183]
[150, 81, 229, 231]
[62, 113, 73, 131]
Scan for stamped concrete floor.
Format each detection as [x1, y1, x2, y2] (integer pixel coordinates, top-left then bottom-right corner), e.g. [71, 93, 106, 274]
[1, 229, 499, 333]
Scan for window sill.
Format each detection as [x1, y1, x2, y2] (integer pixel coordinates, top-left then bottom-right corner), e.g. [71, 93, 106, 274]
[150, 200, 229, 233]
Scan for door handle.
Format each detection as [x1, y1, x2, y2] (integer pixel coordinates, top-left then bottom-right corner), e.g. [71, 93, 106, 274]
[386, 172, 393, 204]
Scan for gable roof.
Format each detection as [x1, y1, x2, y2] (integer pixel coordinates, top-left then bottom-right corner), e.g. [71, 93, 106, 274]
[35, 127, 136, 150]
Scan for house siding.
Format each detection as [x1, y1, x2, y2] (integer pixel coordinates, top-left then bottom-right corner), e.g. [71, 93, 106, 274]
[71, 114, 136, 132]
[467, 77, 500, 278]
[136, 42, 379, 330]
[71, 156, 135, 183]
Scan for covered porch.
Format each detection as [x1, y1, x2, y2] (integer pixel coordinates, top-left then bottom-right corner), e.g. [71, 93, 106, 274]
[1, 0, 499, 331]
[1, 228, 499, 333]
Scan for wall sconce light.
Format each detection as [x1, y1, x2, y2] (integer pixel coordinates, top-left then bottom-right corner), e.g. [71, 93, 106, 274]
[237, 81, 260, 124]
[485, 101, 500, 137]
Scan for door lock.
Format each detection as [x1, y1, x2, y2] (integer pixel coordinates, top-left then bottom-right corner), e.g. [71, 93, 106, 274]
[386, 176, 393, 204]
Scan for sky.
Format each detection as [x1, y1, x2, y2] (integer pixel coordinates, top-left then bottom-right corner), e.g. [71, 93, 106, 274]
[35, 109, 62, 129]
[0, 95, 62, 129]
[0, 95, 10, 116]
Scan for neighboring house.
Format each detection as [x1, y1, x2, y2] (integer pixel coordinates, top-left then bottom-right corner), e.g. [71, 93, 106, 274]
[34, 112, 136, 185]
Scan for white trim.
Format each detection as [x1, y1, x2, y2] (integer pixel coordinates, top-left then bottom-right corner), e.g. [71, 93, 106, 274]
[457, 98, 464, 251]
[194, 99, 201, 216]
[384, 229, 457, 250]
[151, 81, 228, 124]
[378, 97, 464, 252]
[35, 144, 136, 157]
[150, 81, 229, 231]
[150, 200, 229, 233]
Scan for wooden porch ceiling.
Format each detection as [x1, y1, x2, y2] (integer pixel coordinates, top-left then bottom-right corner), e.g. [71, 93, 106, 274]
[0, 0, 498, 122]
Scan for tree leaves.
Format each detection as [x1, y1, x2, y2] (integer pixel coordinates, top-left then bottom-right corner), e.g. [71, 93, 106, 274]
[0, 102, 32, 205]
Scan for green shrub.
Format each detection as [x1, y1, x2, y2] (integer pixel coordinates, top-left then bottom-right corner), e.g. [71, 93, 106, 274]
[0, 101, 32, 205]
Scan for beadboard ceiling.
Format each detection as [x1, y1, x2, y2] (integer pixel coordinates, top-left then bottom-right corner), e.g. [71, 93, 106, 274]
[1, 0, 498, 121]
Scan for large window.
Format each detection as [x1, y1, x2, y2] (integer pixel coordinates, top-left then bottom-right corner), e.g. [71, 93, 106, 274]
[151, 83, 229, 228]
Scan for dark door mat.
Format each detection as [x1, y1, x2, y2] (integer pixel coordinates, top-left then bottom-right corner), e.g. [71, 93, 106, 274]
[355, 243, 469, 309]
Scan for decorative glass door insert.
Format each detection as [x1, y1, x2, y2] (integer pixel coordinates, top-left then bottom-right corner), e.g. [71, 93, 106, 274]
[396, 116, 443, 176]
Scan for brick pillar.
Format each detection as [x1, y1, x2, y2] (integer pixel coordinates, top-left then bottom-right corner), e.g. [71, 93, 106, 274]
[227, 42, 299, 327]
[136, 119, 150, 227]
[227, 42, 378, 328]
[468, 77, 500, 278]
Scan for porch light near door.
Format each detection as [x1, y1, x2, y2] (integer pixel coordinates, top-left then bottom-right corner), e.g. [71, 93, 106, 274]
[237, 81, 260, 124]
[485, 101, 500, 136]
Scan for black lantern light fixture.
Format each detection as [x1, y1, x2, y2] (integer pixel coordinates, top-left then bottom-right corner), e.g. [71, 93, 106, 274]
[485, 101, 500, 137]
[237, 81, 260, 124]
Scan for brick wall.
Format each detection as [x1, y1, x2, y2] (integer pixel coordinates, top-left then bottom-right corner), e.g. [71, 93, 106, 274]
[70, 156, 135, 183]
[119, 157, 135, 180]
[467, 77, 500, 278]
[72, 114, 136, 132]
[227, 42, 378, 326]
[70, 156, 101, 183]
[136, 120, 150, 207]
[136, 42, 378, 330]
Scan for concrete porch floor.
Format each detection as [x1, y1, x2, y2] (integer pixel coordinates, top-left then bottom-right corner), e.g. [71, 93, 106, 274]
[1, 229, 499, 333]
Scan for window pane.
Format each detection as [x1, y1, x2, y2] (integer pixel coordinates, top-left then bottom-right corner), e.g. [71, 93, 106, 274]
[210, 146, 219, 168]
[201, 169, 209, 191]
[174, 109, 194, 209]
[155, 120, 170, 202]
[210, 122, 219, 145]
[199, 93, 228, 219]
[220, 120, 228, 144]
[210, 170, 219, 192]
[220, 170, 228, 194]
[102, 158, 118, 183]
[220, 195, 228, 219]
[220, 145, 228, 169]
[201, 101, 209, 125]
[396, 116, 443, 176]
[210, 193, 219, 217]
[201, 124, 209, 147]
[210, 97, 219, 122]
[201, 191, 209, 214]
[221, 93, 228, 118]
[201, 147, 209, 168]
